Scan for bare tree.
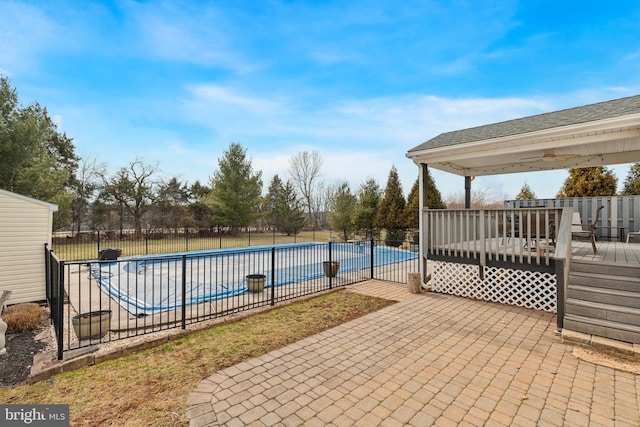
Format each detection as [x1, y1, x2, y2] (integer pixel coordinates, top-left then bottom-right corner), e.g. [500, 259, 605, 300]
[288, 151, 323, 228]
[313, 181, 336, 229]
[102, 158, 160, 237]
[70, 156, 103, 235]
[445, 188, 507, 209]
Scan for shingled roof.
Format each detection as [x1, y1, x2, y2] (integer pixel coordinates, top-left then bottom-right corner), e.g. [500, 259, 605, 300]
[408, 94, 640, 153]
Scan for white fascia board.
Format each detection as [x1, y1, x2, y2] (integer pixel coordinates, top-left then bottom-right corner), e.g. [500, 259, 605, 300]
[407, 114, 640, 165]
[0, 188, 59, 212]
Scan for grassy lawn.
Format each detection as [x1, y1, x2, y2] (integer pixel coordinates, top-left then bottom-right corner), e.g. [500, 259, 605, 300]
[52, 230, 334, 261]
[0, 290, 395, 426]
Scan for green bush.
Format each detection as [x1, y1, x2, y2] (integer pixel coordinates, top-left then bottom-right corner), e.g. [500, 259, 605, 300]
[385, 229, 406, 247]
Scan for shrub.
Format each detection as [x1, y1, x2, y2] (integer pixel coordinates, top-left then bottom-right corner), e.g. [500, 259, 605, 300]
[2, 303, 42, 333]
[384, 229, 406, 247]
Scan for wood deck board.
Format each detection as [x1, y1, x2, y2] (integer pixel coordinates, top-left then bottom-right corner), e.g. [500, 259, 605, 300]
[572, 239, 640, 265]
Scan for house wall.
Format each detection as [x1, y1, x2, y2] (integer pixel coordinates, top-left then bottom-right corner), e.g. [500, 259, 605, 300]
[0, 190, 56, 304]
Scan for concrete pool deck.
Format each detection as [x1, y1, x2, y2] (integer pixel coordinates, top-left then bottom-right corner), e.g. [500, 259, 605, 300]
[186, 281, 640, 426]
[64, 261, 415, 336]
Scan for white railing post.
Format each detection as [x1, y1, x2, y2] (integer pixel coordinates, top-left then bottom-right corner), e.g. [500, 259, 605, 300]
[554, 206, 573, 331]
[479, 210, 486, 270]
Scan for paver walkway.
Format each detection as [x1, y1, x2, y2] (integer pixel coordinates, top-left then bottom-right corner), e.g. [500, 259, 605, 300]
[186, 282, 640, 426]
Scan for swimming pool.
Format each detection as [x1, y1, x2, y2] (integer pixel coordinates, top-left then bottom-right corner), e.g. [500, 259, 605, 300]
[89, 242, 418, 315]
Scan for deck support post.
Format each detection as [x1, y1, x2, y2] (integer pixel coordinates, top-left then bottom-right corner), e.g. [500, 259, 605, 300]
[464, 176, 472, 209]
[420, 164, 429, 285]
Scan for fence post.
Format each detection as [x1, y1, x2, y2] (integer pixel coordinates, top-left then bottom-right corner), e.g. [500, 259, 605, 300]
[44, 244, 51, 302]
[370, 239, 375, 279]
[56, 260, 65, 360]
[185, 229, 189, 253]
[328, 241, 333, 290]
[270, 247, 276, 306]
[181, 254, 187, 329]
[97, 230, 101, 254]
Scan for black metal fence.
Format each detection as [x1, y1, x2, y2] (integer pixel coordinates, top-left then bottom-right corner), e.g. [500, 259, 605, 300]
[44, 240, 419, 359]
[44, 244, 65, 360]
[51, 228, 326, 261]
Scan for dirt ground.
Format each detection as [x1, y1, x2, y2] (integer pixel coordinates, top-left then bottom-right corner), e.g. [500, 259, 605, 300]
[573, 346, 640, 374]
[0, 309, 53, 387]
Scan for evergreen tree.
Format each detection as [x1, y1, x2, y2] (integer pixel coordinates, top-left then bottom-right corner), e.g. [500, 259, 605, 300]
[329, 182, 357, 241]
[404, 170, 446, 230]
[375, 166, 406, 246]
[188, 181, 215, 229]
[264, 175, 285, 230]
[0, 76, 78, 229]
[556, 167, 617, 198]
[207, 143, 263, 232]
[621, 163, 640, 195]
[353, 178, 382, 239]
[516, 183, 536, 200]
[153, 177, 191, 231]
[273, 181, 306, 235]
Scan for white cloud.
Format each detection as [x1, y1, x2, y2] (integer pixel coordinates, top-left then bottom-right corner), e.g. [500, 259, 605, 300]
[186, 85, 283, 116]
[0, 3, 63, 73]
[124, 1, 257, 73]
[173, 84, 639, 198]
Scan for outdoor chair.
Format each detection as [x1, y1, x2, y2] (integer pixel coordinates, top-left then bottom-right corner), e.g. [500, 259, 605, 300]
[571, 206, 604, 254]
[520, 212, 555, 250]
[627, 231, 640, 243]
[498, 214, 518, 244]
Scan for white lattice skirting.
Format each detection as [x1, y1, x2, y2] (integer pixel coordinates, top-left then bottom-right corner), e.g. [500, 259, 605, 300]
[431, 261, 557, 313]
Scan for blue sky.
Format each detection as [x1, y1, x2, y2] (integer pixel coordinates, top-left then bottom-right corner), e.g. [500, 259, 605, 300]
[2, 0, 640, 200]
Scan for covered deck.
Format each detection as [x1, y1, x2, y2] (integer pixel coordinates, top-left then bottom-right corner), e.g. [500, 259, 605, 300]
[407, 94, 640, 344]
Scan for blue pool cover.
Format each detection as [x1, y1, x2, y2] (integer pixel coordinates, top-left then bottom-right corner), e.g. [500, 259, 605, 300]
[89, 242, 418, 315]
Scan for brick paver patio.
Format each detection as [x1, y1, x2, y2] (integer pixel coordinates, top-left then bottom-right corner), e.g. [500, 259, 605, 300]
[186, 282, 640, 426]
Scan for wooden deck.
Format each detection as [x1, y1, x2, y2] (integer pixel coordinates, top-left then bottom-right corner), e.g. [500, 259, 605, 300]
[572, 238, 640, 265]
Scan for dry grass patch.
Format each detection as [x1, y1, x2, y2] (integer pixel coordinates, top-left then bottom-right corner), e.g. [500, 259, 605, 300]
[0, 289, 394, 426]
[3, 303, 42, 333]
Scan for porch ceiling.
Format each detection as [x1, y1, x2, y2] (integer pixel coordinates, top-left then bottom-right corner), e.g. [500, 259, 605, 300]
[406, 95, 640, 176]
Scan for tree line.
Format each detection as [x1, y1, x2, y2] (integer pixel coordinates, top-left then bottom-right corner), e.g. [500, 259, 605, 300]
[515, 166, 640, 201]
[0, 76, 448, 241]
[3, 75, 640, 238]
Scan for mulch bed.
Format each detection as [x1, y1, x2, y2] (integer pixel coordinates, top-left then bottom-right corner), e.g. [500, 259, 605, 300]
[0, 310, 52, 387]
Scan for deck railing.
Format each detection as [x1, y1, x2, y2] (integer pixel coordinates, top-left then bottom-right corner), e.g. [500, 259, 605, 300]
[506, 195, 640, 241]
[424, 208, 564, 270]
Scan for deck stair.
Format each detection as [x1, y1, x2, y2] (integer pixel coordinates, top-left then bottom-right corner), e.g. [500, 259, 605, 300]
[565, 260, 640, 344]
